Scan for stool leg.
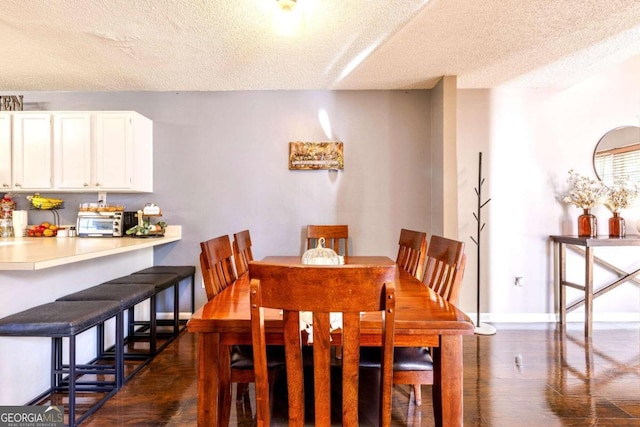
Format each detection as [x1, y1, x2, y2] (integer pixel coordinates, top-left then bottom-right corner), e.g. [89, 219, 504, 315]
[115, 312, 124, 389]
[173, 281, 179, 336]
[68, 335, 76, 427]
[149, 294, 157, 357]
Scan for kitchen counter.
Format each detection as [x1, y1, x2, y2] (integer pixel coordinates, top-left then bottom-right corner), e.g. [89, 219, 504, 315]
[0, 225, 181, 271]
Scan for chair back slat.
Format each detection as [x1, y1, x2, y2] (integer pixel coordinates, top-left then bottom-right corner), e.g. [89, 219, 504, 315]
[249, 262, 396, 427]
[396, 229, 427, 280]
[200, 235, 237, 301]
[422, 235, 466, 304]
[233, 229, 254, 276]
[306, 225, 349, 256]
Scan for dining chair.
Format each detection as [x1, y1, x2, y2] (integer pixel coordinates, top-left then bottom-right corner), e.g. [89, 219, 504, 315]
[396, 228, 427, 281]
[360, 234, 466, 409]
[393, 235, 466, 407]
[200, 235, 237, 300]
[199, 234, 283, 417]
[306, 224, 349, 256]
[232, 229, 253, 277]
[249, 261, 397, 427]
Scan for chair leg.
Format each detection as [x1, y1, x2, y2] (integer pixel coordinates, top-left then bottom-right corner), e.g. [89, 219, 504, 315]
[413, 384, 422, 406]
[236, 382, 249, 402]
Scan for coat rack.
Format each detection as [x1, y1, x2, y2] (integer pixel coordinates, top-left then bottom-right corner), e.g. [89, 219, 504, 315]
[471, 152, 496, 335]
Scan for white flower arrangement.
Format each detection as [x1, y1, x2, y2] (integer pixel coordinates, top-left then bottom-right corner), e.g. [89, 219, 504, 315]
[562, 169, 607, 209]
[604, 177, 639, 213]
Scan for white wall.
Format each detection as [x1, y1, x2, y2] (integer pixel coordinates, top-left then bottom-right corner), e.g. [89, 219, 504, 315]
[457, 55, 640, 322]
[6, 90, 432, 312]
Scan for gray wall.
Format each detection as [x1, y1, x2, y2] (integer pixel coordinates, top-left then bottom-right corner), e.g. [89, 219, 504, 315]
[13, 90, 432, 309]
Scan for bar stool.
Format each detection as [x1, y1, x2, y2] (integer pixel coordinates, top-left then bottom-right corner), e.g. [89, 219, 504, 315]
[102, 273, 181, 351]
[0, 300, 123, 427]
[56, 283, 157, 379]
[131, 265, 196, 329]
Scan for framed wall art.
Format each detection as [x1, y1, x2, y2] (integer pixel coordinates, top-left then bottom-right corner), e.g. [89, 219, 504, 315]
[289, 141, 344, 170]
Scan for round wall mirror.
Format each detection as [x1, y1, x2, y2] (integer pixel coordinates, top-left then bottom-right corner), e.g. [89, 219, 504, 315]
[593, 125, 640, 186]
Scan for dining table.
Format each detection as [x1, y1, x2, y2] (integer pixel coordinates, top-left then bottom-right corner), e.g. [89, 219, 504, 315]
[186, 255, 475, 427]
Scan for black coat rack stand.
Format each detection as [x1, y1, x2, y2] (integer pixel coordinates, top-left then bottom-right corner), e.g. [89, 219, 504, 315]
[471, 152, 496, 335]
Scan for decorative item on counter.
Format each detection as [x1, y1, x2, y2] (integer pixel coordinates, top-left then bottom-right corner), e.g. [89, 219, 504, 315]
[604, 177, 639, 238]
[562, 169, 607, 237]
[301, 237, 340, 265]
[142, 203, 161, 215]
[78, 203, 124, 212]
[26, 222, 59, 237]
[1, 194, 16, 219]
[27, 193, 64, 210]
[125, 208, 166, 237]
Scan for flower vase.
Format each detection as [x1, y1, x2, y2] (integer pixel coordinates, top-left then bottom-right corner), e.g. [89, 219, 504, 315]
[608, 212, 625, 238]
[578, 209, 597, 238]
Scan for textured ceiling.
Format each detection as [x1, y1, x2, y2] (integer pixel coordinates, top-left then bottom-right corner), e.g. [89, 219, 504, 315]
[1, 0, 640, 91]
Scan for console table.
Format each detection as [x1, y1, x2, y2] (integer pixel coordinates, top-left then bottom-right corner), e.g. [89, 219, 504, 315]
[550, 235, 640, 336]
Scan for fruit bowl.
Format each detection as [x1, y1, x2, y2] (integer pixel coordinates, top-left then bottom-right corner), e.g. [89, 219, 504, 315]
[27, 222, 59, 237]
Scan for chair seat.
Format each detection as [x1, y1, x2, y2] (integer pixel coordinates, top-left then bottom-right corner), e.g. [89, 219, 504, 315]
[230, 345, 285, 370]
[0, 301, 122, 336]
[132, 266, 195, 281]
[103, 273, 179, 291]
[56, 284, 156, 309]
[360, 346, 433, 371]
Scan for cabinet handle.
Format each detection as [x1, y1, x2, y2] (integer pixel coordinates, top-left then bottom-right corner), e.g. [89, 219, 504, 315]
[83, 183, 89, 187]
[2, 183, 8, 188]
[14, 183, 21, 188]
[95, 183, 101, 187]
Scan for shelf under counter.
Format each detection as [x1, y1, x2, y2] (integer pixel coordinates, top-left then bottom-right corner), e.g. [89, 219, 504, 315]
[0, 225, 181, 271]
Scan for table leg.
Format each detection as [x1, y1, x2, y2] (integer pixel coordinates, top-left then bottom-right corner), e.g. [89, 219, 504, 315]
[197, 332, 220, 427]
[558, 242, 566, 325]
[432, 335, 464, 427]
[585, 247, 594, 337]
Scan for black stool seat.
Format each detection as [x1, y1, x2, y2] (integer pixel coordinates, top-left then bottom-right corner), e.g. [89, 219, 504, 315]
[56, 284, 158, 379]
[133, 265, 195, 280]
[0, 300, 124, 427]
[103, 273, 179, 291]
[132, 266, 196, 327]
[103, 273, 182, 348]
[0, 300, 121, 336]
[56, 284, 156, 309]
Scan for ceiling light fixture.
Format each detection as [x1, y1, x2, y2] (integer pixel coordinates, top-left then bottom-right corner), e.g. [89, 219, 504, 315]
[273, 0, 303, 37]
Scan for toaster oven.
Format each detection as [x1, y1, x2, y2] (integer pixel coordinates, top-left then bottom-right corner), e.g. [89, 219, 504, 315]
[76, 211, 123, 237]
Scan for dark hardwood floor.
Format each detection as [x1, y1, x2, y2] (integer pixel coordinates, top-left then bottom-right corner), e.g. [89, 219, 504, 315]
[75, 322, 639, 426]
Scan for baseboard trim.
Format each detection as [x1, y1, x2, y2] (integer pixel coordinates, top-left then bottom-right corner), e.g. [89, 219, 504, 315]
[467, 312, 640, 323]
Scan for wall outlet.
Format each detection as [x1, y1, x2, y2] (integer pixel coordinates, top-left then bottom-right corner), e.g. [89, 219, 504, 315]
[98, 192, 107, 204]
[514, 276, 523, 287]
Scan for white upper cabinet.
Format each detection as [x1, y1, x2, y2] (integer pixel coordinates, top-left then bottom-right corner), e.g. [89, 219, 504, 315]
[94, 112, 153, 192]
[0, 114, 11, 190]
[4, 111, 153, 193]
[53, 113, 92, 189]
[12, 113, 53, 190]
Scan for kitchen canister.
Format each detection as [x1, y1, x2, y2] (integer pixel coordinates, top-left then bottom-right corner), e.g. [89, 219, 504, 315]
[11, 210, 28, 237]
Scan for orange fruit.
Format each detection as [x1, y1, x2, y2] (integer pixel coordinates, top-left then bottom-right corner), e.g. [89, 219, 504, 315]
[49, 225, 58, 231]
[41, 222, 51, 228]
[43, 229, 54, 237]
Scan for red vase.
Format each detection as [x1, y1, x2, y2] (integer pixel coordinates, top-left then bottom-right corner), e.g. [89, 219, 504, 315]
[578, 209, 597, 238]
[608, 212, 625, 238]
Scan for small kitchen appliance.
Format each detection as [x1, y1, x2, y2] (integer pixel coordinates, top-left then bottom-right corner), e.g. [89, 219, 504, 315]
[77, 208, 124, 237]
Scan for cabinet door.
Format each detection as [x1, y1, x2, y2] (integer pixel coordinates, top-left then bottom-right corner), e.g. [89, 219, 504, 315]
[53, 113, 92, 189]
[0, 114, 11, 190]
[12, 113, 53, 190]
[95, 113, 134, 190]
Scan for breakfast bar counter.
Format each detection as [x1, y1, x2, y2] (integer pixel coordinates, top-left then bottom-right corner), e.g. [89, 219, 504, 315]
[0, 225, 183, 406]
[0, 226, 181, 271]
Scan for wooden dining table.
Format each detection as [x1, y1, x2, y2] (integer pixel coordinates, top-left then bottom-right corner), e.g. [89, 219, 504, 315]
[187, 256, 474, 426]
